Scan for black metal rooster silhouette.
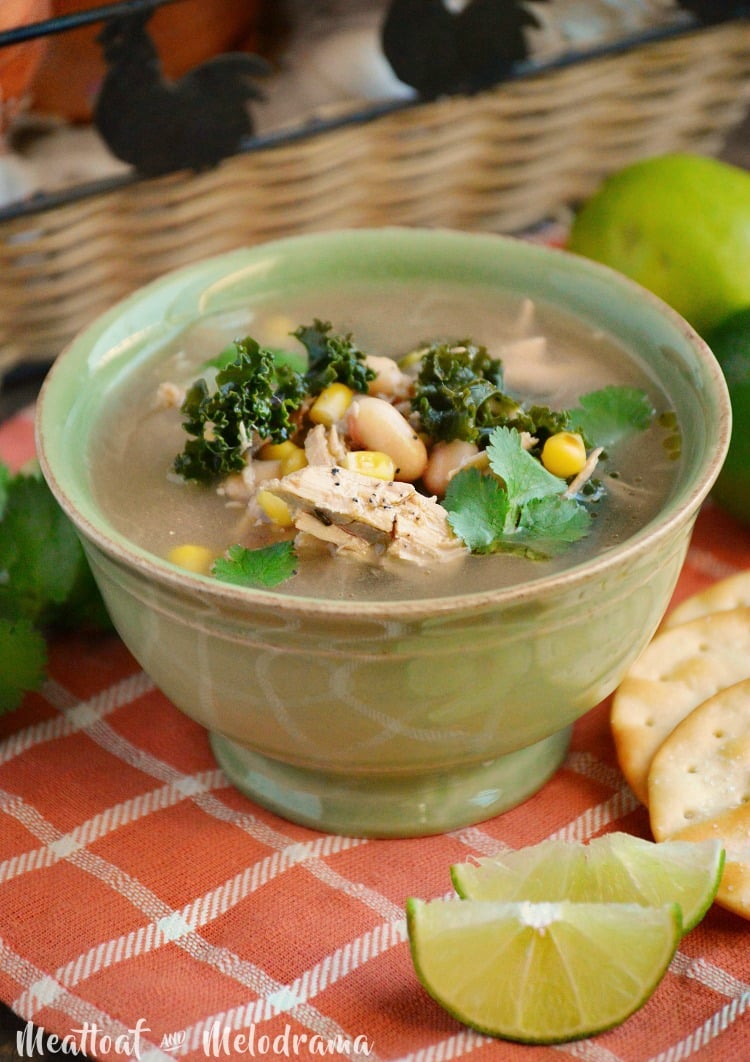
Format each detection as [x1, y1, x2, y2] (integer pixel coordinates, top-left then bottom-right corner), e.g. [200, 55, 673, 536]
[381, 0, 549, 99]
[676, 1, 750, 23]
[93, 11, 268, 178]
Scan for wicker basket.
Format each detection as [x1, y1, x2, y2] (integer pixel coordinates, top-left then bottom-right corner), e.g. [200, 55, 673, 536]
[2, 17, 750, 372]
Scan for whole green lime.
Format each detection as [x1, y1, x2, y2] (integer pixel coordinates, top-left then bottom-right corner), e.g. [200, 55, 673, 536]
[568, 154, 750, 337]
[704, 306, 750, 524]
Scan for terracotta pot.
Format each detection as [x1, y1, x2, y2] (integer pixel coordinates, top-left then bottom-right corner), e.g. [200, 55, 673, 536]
[0, 0, 51, 137]
[31, 0, 262, 123]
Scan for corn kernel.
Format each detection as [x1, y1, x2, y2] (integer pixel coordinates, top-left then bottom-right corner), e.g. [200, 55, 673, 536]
[258, 440, 308, 476]
[309, 383, 354, 427]
[343, 450, 396, 481]
[280, 446, 308, 476]
[258, 440, 298, 461]
[257, 489, 294, 527]
[167, 544, 215, 574]
[541, 432, 588, 479]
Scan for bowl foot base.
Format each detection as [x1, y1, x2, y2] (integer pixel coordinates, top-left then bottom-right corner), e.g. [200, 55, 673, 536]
[209, 727, 572, 837]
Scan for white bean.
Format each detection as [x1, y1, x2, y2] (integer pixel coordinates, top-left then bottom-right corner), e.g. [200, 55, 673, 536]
[347, 396, 428, 482]
[422, 439, 479, 497]
[364, 354, 411, 399]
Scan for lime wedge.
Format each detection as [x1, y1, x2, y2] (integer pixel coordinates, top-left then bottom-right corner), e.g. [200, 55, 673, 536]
[451, 833, 724, 932]
[407, 897, 681, 1044]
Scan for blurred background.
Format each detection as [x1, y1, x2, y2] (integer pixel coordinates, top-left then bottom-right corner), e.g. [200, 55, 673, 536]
[1, 1, 749, 377]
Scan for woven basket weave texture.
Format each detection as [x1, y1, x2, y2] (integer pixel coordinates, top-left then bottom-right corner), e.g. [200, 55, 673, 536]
[2, 20, 750, 370]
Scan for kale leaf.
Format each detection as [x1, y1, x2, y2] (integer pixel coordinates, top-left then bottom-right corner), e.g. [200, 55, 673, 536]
[175, 323, 377, 484]
[409, 341, 572, 446]
[174, 338, 307, 484]
[295, 319, 375, 395]
[505, 404, 571, 447]
[411, 341, 512, 443]
[201, 341, 307, 376]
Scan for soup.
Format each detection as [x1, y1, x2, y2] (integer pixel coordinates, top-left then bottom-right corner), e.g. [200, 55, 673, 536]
[91, 278, 680, 603]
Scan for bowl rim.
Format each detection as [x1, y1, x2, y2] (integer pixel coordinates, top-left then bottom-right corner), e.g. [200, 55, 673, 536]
[36, 226, 732, 619]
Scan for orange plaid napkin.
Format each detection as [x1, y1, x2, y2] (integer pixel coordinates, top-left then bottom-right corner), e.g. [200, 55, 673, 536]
[1, 406, 749, 1062]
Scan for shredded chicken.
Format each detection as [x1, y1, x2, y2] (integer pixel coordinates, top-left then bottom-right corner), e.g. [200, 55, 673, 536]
[294, 511, 377, 560]
[327, 424, 349, 465]
[513, 297, 536, 335]
[565, 446, 603, 497]
[264, 464, 466, 567]
[519, 432, 538, 452]
[443, 447, 490, 486]
[303, 424, 339, 467]
[501, 336, 547, 361]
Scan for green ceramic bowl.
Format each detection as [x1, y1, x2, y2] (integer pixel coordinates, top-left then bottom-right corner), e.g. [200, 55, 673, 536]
[36, 228, 731, 837]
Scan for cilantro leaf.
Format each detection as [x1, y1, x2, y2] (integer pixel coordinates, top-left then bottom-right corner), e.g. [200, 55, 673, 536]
[443, 467, 510, 552]
[486, 427, 564, 508]
[0, 461, 10, 519]
[0, 460, 111, 714]
[0, 616, 47, 714]
[443, 428, 592, 559]
[513, 494, 592, 558]
[568, 386, 654, 448]
[175, 338, 307, 484]
[295, 320, 375, 395]
[211, 541, 297, 588]
[0, 462, 102, 627]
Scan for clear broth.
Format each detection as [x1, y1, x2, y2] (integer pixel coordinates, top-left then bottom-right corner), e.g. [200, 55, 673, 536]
[91, 279, 680, 602]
